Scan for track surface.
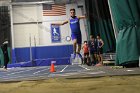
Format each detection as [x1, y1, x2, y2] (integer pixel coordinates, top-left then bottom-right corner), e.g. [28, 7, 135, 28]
[0, 65, 140, 82]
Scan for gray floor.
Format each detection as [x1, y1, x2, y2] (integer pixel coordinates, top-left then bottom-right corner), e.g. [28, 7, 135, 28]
[0, 65, 140, 82]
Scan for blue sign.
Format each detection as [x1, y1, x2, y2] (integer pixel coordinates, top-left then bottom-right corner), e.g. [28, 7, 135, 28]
[51, 25, 61, 43]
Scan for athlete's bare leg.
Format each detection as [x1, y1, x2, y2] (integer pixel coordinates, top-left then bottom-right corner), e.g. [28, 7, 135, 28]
[77, 44, 81, 53]
[73, 39, 77, 54]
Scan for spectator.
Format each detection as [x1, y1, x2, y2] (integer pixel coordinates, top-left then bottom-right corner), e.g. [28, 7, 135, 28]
[1, 39, 9, 70]
[96, 34, 104, 66]
[88, 35, 97, 66]
[82, 41, 89, 65]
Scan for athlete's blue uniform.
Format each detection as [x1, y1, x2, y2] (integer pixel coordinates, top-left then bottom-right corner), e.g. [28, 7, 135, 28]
[88, 39, 97, 54]
[97, 39, 103, 54]
[69, 16, 82, 44]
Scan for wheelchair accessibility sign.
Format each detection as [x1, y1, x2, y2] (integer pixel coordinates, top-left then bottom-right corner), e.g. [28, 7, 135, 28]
[51, 25, 61, 43]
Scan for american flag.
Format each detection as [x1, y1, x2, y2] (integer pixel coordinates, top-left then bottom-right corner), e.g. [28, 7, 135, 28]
[43, 4, 66, 16]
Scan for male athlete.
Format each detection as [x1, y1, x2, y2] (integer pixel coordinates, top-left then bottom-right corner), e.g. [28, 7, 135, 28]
[52, 8, 86, 59]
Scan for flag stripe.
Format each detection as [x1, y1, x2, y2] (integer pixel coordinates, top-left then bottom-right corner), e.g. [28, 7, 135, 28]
[43, 13, 66, 16]
[52, 5, 65, 8]
[43, 13, 65, 15]
[43, 11, 66, 13]
[43, 4, 66, 16]
[43, 9, 66, 12]
[43, 13, 66, 15]
[43, 12, 65, 15]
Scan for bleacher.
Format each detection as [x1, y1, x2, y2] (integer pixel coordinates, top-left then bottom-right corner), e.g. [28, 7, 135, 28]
[103, 53, 116, 66]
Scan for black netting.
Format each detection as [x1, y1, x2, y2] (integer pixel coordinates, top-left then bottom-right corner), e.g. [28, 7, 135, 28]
[0, 6, 10, 46]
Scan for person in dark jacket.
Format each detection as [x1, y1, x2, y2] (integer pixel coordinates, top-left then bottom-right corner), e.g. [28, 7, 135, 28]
[88, 35, 98, 65]
[1, 40, 9, 70]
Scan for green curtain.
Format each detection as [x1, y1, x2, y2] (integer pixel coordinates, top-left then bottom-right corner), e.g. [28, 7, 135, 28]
[108, 0, 140, 65]
[0, 47, 11, 67]
[85, 0, 116, 53]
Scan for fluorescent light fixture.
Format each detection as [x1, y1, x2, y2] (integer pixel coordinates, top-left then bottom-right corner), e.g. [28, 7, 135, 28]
[11, 0, 54, 5]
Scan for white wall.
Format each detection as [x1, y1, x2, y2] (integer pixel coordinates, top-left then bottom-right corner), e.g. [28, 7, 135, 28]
[12, 0, 87, 48]
[12, 4, 41, 47]
[13, 24, 39, 47]
[0, 0, 10, 6]
[13, 5, 38, 23]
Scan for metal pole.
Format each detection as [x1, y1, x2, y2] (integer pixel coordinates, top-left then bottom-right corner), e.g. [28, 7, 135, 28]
[107, 0, 118, 39]
[34, 35, 36, 49]
[34, 35, 36, 61]
[76, 0, 89, 40]
[29, 33, 32, 62]
[10, 4, 17, 63]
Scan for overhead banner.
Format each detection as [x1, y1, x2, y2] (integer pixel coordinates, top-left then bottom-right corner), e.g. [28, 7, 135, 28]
[51, 25, 61, 43]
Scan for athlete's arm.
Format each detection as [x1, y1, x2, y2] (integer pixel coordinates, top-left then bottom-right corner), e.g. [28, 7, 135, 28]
[51, 20, 68, 26]
[100, 39, 104, 48]
[82, 45, 84, 49]
[78, 16, 86, 19]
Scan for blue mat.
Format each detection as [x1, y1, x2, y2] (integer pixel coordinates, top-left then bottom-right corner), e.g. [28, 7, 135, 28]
[8, 57, 71, 68]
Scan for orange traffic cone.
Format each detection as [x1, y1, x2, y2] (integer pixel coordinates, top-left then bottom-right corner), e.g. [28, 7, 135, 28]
[50, 63, 56, 72]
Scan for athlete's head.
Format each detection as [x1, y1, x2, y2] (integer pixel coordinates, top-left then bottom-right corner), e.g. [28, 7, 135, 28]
[84, 41, 87, 44]
[97, 34, 100, 39]
[70, 8, 76, 17]
[90, 35, 94, 40]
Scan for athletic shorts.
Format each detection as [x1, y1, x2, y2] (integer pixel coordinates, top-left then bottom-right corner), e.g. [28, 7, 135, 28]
[71, 33, 82, 44]
[84, 53, 89, 56]
[90, 49, 97, 55]
[97, 48, 103, 54]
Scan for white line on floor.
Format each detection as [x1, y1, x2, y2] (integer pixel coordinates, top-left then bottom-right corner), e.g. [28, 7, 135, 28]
[0, 72, 50, 80]
[88, 71, 105, 74]
[60, 65, 68, 72]
[79, 65, 90, 70]
[33, 68, 50, 74]
[126, 70, 134, 72]
[6, 67, 47, 75]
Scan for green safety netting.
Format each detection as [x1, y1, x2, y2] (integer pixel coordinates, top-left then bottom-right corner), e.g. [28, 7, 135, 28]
[108, 0, 140, 65]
